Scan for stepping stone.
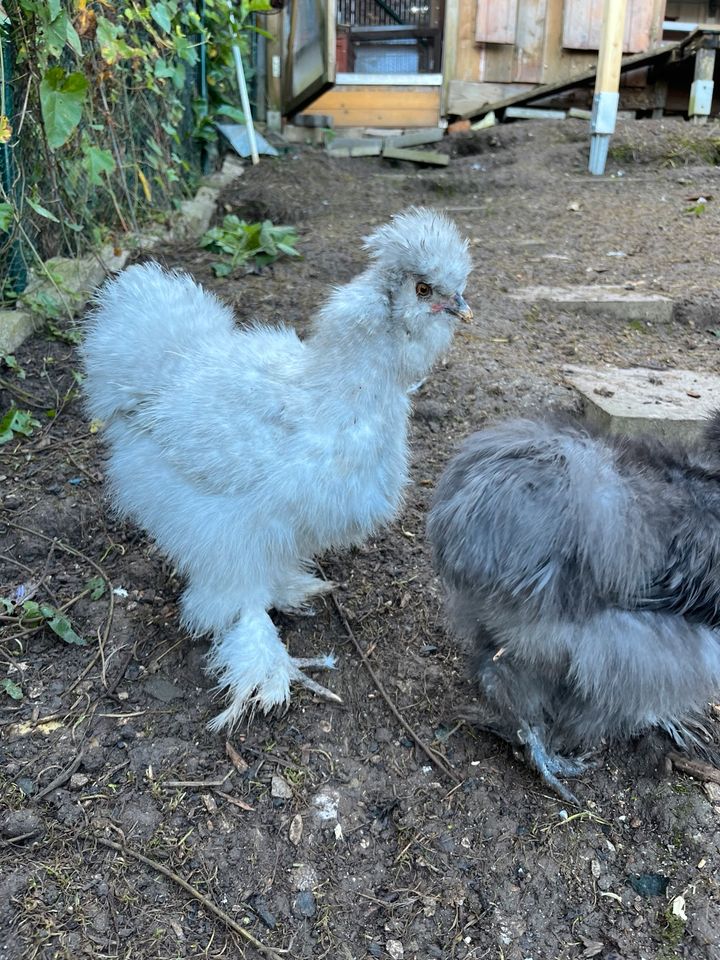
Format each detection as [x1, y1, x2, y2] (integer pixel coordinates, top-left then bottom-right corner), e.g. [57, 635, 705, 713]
[564, 365, 720, 440]
[510, 285, 674, 323]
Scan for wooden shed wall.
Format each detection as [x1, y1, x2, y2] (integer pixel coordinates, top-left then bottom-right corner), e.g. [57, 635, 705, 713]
[446, 0, 666, 115]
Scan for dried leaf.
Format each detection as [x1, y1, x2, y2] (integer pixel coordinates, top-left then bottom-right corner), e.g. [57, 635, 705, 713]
[216, 790, 253, 811]
[225, 740, 248, 773]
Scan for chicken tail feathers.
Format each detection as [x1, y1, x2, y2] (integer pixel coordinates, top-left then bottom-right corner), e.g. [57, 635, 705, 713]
[81, 262, 236, 422]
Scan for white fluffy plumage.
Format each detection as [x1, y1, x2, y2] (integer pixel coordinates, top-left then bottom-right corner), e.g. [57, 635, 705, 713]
[82, 208, 472, 729]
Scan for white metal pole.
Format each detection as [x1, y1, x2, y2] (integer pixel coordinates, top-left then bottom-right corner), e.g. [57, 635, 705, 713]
[232, 43, 260, 166]
[589, 0, 628, 175]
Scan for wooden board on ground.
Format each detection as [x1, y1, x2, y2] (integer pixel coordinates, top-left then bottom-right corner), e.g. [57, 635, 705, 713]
[382, 146, 449, 166]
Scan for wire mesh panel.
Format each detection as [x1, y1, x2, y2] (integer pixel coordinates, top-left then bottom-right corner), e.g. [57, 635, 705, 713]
[336, 0, 443, 74]
[0, 0, 207, 300]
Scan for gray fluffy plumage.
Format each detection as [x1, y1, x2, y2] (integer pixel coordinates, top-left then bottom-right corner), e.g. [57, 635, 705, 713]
[427, 414, 720, 802]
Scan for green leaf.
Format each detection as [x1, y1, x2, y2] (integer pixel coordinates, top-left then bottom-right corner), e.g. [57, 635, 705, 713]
[86, 576, 106, 600]
[27, 197, 60, 222]
[216, 104, 246, 124]
[21, 600, 42, 622]
[212, 261, 233, 277]
[0, 408, 40, 444]
[47, 611, 87, 646]
[39, 67, 88, 150]
[150, 2, 172, 32]
[20, 599, 87, 645]
[0, 201, 14, 232]
[2, 354, 25, 379]
[47, 321, 83, 345]
[82, 144, 116, 186]
[64, 18, 83, 56]
[48, 0, 62, 20]
[0, 678, 23, 700]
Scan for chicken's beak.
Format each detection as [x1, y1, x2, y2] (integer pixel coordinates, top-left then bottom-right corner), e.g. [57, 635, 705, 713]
[449, 293, 473, 323]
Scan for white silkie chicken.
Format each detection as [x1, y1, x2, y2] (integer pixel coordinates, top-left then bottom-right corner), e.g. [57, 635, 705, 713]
[83, 208, 472, 729]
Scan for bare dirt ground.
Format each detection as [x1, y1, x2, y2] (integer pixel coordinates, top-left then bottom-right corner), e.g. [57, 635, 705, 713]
[2, 117, 720, 960]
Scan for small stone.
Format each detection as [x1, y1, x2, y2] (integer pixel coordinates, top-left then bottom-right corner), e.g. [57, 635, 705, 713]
[143, 677, 182, 703]
[386, 940, 404, 960]
[16, 778, 34, 796]
[289, 814, 303, 846]
[289, 864, 318, 892]
[271, 775, 292, 800]
[69, 773, 89, 790]
[292, 891, 316, 918]
[1, 809, 44, 839]
[249, 895, 276, 929]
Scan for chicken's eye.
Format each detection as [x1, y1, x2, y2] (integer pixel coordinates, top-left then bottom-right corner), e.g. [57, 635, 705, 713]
[416, 281, 433, 299]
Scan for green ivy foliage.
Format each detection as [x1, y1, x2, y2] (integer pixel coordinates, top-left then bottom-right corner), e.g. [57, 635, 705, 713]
[0, 0, 273, 299]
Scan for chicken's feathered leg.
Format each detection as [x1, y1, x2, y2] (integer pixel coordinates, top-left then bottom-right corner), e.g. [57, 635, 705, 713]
[206, 608, 340, 731]
[272, 570, 337, 616]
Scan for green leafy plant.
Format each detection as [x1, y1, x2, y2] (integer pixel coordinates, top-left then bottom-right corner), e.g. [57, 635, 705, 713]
[2, 0, 277, 302]
[1, 354, 25, 379]
[201, 216, 300, 276]
[19, 599, 86, 645]
[0, 407, 40, 443]
[0, 677, 23, 700]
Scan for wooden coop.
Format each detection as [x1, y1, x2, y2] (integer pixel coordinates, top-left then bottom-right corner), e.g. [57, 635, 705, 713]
[269, 0, 720, 129]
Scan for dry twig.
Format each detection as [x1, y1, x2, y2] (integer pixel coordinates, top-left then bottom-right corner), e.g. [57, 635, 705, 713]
[669, 751, 720, 786]
[317, 563, 461, 784]
[93, 835, 287, 958]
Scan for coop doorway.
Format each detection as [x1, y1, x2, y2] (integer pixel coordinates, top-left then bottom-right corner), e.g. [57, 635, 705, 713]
[336, 0, 444, 78]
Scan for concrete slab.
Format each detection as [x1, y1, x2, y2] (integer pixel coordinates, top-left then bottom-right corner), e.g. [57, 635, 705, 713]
[565, 365, 720, 441]
[327, 137, 383, 157]
[509, 285, 674, 323]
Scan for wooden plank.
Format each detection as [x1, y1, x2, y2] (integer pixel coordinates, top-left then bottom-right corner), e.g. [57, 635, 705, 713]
[562, 0, 655, 53]
[459, 34, 690, 119]
[505, 105, 567, 119]
[475, 0, 519, 45]
[385, 129, 445, 147]
[513, 0, 548, 84]
[447, 79, 536, 114]
[302, 86, 441, 128]
[441, 0, 460, 115]
[382, 146, 450, 165]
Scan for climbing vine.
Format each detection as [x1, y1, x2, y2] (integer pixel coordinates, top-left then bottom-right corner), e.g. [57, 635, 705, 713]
[0, 0, 273, 301]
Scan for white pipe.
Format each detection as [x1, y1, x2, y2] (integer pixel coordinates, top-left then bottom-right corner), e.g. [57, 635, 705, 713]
[232, 43, 260, 166]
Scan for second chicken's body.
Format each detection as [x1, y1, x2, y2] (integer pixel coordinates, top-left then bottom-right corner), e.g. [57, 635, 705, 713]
[428, 416, 720, 802]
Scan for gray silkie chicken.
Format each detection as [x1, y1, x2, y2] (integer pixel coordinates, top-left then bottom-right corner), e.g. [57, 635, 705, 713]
[427, 414, 720, 803]
[82, 208, 472, 730]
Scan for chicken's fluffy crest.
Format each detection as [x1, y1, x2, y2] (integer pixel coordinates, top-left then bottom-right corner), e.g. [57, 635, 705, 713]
[363, 207, 471, 294]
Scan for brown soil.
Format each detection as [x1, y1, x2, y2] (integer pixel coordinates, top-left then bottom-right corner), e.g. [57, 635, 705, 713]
[2, 117, 720, 960]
